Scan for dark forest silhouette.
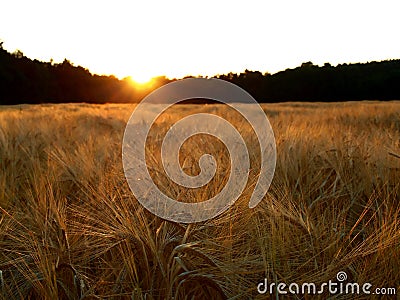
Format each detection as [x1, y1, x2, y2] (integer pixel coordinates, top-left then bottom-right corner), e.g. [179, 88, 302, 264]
[1, 41, 400, 104]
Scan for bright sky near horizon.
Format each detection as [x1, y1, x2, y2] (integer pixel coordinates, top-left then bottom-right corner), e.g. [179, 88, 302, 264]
[1, 0, 399, 82]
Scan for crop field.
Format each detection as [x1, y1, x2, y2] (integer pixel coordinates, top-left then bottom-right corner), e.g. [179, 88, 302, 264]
[0, 101, 399, 299]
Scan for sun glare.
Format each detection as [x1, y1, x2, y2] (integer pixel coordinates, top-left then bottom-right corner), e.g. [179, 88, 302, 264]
[126, 75, 156, 91]
[132, 74, 154, 85]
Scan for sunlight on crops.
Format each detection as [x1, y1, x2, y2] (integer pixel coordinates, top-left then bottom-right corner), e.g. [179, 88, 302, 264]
[0, 101, 399, 299]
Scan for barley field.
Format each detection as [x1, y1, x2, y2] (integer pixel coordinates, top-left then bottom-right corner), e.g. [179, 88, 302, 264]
[0, 101, 399, 299]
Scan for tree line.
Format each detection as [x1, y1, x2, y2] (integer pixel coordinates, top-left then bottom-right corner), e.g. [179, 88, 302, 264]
[1, 41, 399, 104]
[0, 42, 169, 105]
[217, 61, 400, 102]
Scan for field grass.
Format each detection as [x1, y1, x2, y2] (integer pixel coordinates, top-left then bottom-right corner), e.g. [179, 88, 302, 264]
[0, 101, 399, 299]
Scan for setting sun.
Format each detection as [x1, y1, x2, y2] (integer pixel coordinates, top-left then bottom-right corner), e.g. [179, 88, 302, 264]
[127, 75, 155, 91]
[131, 73, 154, 85]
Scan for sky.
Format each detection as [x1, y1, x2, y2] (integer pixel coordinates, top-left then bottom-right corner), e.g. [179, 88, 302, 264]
[1, 0, 399, 83]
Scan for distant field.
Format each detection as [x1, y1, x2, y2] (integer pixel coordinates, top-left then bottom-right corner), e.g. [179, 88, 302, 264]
[0, 101, 399, 299]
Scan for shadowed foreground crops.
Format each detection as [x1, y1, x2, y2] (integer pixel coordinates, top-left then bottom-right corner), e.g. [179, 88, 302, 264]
[0, 102, 399, 299]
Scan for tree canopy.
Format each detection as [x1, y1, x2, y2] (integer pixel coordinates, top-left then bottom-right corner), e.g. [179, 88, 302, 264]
[1, 42, 399, 104]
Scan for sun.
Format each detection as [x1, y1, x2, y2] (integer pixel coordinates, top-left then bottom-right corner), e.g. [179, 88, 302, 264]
[125, 74, 156, 91]
[131, 73, 154, 85]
